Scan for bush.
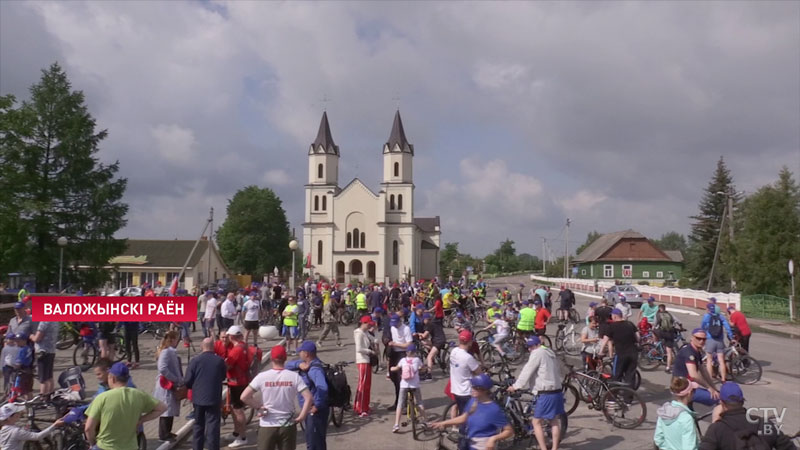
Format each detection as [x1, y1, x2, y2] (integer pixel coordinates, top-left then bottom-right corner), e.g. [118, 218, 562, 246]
[637, 281, 650, 286]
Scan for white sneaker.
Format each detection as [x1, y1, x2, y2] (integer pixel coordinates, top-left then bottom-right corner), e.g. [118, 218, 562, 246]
[229, 438, 248, 448]
[222, 433, 237, 442]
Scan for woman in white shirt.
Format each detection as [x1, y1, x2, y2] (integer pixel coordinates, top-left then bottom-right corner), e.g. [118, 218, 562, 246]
[388, 314, 412, 411]
[241, 296, 261, 347]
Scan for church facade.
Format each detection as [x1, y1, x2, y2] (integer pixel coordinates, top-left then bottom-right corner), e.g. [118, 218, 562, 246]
[302, 111, 440, 284]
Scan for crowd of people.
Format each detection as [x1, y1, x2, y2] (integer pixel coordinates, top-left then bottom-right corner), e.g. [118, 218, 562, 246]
[0, 278, 796, 450]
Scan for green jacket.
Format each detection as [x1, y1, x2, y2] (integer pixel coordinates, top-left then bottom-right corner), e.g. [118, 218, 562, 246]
[654, 400, 697, 450]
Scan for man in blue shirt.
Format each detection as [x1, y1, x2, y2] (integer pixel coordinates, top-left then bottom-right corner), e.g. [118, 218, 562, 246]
[409, 305, 424, 334]
[286, 341, 329, 450]
[184, 338, 226, 450]
[700, 304, 734, 383]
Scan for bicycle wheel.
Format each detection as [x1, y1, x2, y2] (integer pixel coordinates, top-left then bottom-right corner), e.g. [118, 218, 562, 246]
[472, 329, 490, 344]
[602, 386, 646, 429]
[730, 355, 762, 385]
[562, 331, 582, 356]
[569, 309, 581, 324]
[539, 334, 552, 349]
[554, 328, 565, 352]
[408, 392, 418, 439]
[56, 325, 77, 350]
[563, 383, 580, 416]
[440, 349, 450, 374]
[331, 404, 345, 428]
[441, 400, 460, 443]
[245, 405, 256, 425]
[114, 335, 128, 363]
[73, 342, 97, 372]
[632, 370, 641, 391]
[638, 344, 662, 371]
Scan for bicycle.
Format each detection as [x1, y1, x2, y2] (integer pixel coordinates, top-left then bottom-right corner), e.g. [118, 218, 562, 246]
[416, 340, 452, 376]
[73, 333, 127, 372]
[561, 364, 646, 429]
[400, 387, 435, 440]
[221, 381, 256, 426]
[56, 322, 80, 350]
[707, 341, 762, 385]
[13, 390, 95, 450]
[554, 322, 582, 356]
[327, 361, 352, 428]
[492, 380, 568, 450]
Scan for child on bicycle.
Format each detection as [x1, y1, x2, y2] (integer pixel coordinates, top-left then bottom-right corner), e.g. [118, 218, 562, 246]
[390, 343, 426, 433]
[482, 312, 510, 356]
[0, 403, 66, 450]
[2, 333, 17, 393]
[10, 333, 34, 401]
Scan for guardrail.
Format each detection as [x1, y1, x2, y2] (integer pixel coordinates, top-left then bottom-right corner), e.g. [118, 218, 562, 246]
[741, 294, 792, 321]
[529, 274, 741, 310]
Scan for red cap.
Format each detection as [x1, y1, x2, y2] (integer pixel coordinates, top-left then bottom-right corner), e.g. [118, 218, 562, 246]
[271, 345, 287, 361]
[458, 330, 473, 343]
[360, 316, 376, 326]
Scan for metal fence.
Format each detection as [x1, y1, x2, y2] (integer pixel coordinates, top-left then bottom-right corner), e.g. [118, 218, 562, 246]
[741, 294, 792, 321]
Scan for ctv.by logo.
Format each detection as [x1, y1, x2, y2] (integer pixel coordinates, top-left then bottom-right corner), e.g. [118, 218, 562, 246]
[746, 407, 787, 435]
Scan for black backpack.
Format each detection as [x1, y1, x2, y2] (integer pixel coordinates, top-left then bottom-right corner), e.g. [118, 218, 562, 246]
[721, 421, 772, 450]
[310, 362, 351, 408]
[708, 314, 723, 339]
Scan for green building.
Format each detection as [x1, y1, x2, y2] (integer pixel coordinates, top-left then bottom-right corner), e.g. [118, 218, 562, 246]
[572, 230, 683, 283]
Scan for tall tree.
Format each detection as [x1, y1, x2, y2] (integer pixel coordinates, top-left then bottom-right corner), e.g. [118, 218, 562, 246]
[730, 167, 800, 297]
[686, 157, 740, 291]
[216, 186, 291, 276]
[654, 232, 688, 253]
[575, 231, 601, 256]
[440, 242, 460, 275]
[485, 239, 520, 273]
[0, 64, 128, 289]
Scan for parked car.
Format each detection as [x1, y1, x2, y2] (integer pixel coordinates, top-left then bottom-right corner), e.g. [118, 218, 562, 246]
[603, 284, 644, 308]
[106, 287, 143, 297]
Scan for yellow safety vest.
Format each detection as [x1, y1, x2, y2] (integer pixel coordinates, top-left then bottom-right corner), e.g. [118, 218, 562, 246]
[356, 293, 367, 310]
[517, 307, 536, 331]
[283, 304, 298, 326]
[486, 307, 498, 322]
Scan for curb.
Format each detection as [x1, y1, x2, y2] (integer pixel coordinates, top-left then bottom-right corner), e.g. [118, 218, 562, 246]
[157, 337, 286, 450]
[749, 324, 800, 340]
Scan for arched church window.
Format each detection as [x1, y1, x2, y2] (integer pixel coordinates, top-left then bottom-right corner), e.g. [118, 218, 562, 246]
[398, 194, 403, 210]
[318, 163, 323, 179]
[322, 196, 327, 211]
[314, 196, 319, 211]
[353, 228, 360, 248]
[347, 232, 352, 248]
[361, 232, 366, 249]
[390, 195, 395, 210]
[394, 162, 399, 177]
[317, 240, 323, 265]
[393, 240, 398, 265]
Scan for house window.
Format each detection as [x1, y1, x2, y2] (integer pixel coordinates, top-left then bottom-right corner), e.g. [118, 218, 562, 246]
[603, 265, 613, 278]
[353, 228, 360, 248]
[394, 162, 399, 177]
[622, 264, 633, 278]
[140, 272, 159, 286]
[318, 163, 323, 179]
[360, 232, 366, 248]
[347, 232, 352, 248]
[317, 240, 323, 265]
[581, 269, 586, 276]
[656, 271, 664, 278]
[393, 240, 399, 265]
[389, 195, 395, 210]
[118, 272, 134, 288]
[314, 195, 319, 211]
[398, 194, 403, 210]
[322, 196, 327, 211]
[642, 271, 650, 278]
[165, 272, 181, 284]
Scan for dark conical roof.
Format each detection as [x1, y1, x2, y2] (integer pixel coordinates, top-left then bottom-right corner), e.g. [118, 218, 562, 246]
[385, 110, 413, 155]
[310, 111, 339, 155]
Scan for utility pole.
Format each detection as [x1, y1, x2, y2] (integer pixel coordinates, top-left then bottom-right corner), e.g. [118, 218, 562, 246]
[207, 207, 213, 288]
[541, 237, 547, 273]
[564, 218, 571, 278]
[707, 201, 727, 292]
[727, 190, 735, 291]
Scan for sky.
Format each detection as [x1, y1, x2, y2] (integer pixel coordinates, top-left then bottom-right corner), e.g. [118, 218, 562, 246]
[2, 1, 798, 258]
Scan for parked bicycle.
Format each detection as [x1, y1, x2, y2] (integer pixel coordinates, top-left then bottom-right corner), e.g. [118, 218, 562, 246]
[561, 364, 646, 429]
[73, 333, 127, 372]
[707, 341, 762, 385]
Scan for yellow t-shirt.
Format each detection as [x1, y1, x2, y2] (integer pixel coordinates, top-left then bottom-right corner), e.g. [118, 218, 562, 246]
[443, 292, 453, 309]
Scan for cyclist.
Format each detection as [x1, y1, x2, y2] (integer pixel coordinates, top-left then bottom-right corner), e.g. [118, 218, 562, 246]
[316, 293, 342, 348]
[485, 302, 501, 324]
[654, 377, 700, 450]
[222, 326, 251, 448]
[31, 318, 58, 395]
[725, 305, 752, 353]
[672, 328, 720, 407]
[481, 312, 509, 357]
[418, 313, 446, 380]
[533, 299, 551, 338]
[432, 374, 513, 450]
[10, 333, 34, 401]
[557, 286, 575, 322]
[654, 304, 678, 373]
[390, 343, 426, 433]
[2, 333, 17, 392]
[585, 302, 597, 326]
[580, 317, 601, 370]
[639, 297, 659, 326]
[509, 336, 564, 450]
[8, 302, 32, 337]
[449, 330, 483, 417]
[355, 288, 368, 319]
[409, 305, 425, 334]
[614, 295, 632, 321]
[516, 300, 536, 338]
[0, 403, 66, 450]
[598, 308, 640, 388]
[452, 311, 471, 331]
[701, 304, 734, 383]
[204, 292, 218, 338]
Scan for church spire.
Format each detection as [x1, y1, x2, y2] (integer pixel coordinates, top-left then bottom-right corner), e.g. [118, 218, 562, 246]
[310, 111, 339, 155]
[385, 110, 414, 155]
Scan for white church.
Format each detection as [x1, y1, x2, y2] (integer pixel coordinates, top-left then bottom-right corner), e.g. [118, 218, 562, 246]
[302, 111, 441, 284]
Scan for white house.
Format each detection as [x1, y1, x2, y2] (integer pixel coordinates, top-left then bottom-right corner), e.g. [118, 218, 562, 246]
[302, 111, 441, 284]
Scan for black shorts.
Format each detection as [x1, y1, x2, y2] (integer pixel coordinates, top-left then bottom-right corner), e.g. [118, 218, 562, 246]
[37, 352, 55, 382]
[229, 385, 246, 409]
[598, 323, 610, 338]
[433, 341, 446, 351]
[656, 330, 675, 347]
[98, 323, 115, 340]
[244, 320, 259, 331]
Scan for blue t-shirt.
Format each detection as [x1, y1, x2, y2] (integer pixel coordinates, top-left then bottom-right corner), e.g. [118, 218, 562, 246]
[672, 344, 702, 379]
[465, 398, 508, 439]
[15, 345, 34, 368]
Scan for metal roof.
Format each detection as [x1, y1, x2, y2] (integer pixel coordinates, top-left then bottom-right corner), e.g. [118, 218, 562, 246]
[414, 217, 440, 233]
[309, 111, 340, 156]
[385, 110, 414, 155]
[572, 229, 651, 263]
[110, 239, 212, 268]
[664, 250, 684, 262]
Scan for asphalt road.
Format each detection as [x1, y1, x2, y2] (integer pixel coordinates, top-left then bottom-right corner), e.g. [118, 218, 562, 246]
[39, 274, 796, 450]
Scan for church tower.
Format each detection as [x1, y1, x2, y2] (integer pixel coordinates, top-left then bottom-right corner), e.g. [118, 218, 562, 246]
[382, 110, 414, 223]
[304, 112, 339, 279]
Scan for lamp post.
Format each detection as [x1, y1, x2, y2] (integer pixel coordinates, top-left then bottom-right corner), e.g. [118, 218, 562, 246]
[57, 236, 68, 292]
[289, 240, 299, 293]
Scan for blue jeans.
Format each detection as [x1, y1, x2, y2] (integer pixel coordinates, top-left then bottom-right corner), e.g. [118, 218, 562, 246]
[692, 387, 720, 407]
[304, 407, 329, 450]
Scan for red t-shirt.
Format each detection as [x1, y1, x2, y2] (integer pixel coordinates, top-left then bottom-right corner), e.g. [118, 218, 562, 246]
[225, 342, 250, 386]
[729, 311, 751, 336]
[214, 340, 231, 359]
[535, 308, 551, 330]
[434, 300, 444, 319]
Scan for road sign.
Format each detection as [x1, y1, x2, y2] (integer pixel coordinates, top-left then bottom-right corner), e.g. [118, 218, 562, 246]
[466, 266, 473, 272]
[789, 259, 794, 275]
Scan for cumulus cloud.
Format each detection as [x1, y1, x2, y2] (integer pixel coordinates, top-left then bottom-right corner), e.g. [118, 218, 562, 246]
[151, 124, 196, 163]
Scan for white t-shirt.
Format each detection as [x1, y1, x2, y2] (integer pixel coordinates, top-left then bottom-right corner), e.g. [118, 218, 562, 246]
[204, 298, 218, 321]
[615, 302, 631, 320]
[390, 325, 412, 351]
[222, 299, 237, 319]
[248, 368, 308, 427]
[397, 356, 422, 389]
[494, 319, 509, 338]
[449, 347, 480, 396]
[243, 299, 261, 322]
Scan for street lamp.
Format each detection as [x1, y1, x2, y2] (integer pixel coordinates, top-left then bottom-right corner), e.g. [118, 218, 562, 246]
[289, 240, 299, 292]
[57, 236, 68, 292]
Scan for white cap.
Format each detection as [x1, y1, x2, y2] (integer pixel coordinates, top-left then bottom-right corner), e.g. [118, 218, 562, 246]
[0, 403, 24, 421]
[227, 325, 243, 336]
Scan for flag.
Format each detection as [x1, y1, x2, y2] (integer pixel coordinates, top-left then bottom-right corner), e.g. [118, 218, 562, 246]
[169, 275, 179, 296]
[304, 253, 312, 268]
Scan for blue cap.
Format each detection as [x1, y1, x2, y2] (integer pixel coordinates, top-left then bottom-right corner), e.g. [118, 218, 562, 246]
[526, 336, 541, 347]
[522, 300, 529, 305]
[13, 302, 25, 309]
[415, 304, 424, 311]
[456, 311, 463, 317]
[109, 362, 129, 378]
[422, 313, 432, 320]
[402, 307, 410, 316]
[691, 327, 706, 336]
[619, 295, 627, 302]
[707, 303, 716, 312]
[470, 374, 493, 390]
[374, 307, 384, 314]
[406, 343, 417, 353]
[709, 297, 718, 304]
[15, 332, 28, 340]
[720, 382, 745, 402]
[611, 308, 623, 316]
[493, 312, 501, 318]
[389, 314, 400, 325]
[298, 341, 317, 353]
[4, 333, 15, 340]
[648, 296, 655, 302]
[589, 302, 598, 307]
[491, 302, 499, 307]
[533, 299, 542, 305]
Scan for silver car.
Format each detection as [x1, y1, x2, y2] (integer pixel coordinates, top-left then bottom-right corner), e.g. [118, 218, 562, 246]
[603, 285, 643, 308]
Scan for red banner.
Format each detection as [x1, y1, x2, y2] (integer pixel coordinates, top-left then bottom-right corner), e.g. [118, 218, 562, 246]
[31, 296, 197, 322]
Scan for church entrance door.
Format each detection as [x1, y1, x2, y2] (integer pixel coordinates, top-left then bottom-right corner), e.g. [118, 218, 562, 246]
[335, 261, 345, 283]
[350, 260, 363, 279]
[367, 261, 376, 282]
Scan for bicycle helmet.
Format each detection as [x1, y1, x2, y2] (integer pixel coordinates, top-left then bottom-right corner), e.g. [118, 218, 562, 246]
[470, 374, 493, 390]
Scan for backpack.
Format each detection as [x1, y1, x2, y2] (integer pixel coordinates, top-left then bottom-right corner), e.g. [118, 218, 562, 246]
[311, 361, 350, 408]
[721, 420, 772, 450]
[658, 312, 674, 331]
[708, 314, 723, 339]
[401, 357, 418, 381]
